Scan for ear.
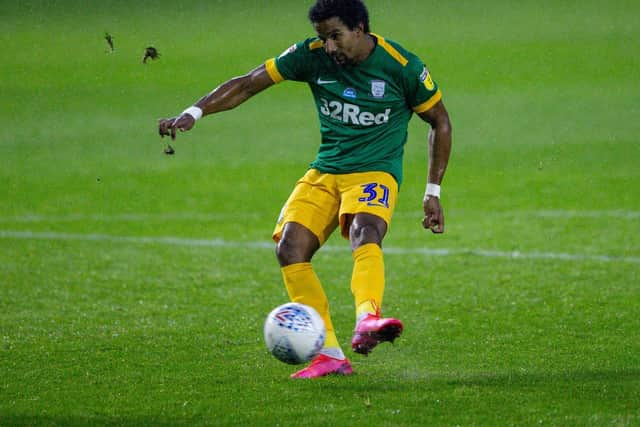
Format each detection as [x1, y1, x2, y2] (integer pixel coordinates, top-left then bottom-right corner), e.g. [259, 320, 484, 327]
[356, 22, 365, 35]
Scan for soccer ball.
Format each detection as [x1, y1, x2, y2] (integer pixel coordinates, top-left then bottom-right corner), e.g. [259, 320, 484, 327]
[264, 302, 326, 365]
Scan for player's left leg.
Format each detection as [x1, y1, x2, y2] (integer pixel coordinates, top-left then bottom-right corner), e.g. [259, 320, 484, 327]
[337, 172, 404, 355]
[348, 213, 403, 355]
[347, 212, 387, 318]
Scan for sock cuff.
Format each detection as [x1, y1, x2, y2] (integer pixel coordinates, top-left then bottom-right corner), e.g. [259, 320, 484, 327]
[281, 262, 312, 276]
[352, 243, 382, 260]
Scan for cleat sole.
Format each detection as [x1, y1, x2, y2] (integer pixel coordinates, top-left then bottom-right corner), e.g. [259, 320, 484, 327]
[351, 316, 404, 355]
[352, 324, 403, 355]
[370, 324, 403, 343]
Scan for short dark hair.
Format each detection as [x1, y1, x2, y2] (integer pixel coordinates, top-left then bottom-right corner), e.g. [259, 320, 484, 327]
[308, 0, 370, 33]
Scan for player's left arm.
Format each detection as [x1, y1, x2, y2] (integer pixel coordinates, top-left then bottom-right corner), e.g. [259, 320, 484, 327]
[417, 100, 452, 233]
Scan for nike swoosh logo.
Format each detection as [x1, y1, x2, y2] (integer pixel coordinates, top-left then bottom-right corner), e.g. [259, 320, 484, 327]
[317, 78, 337, 85]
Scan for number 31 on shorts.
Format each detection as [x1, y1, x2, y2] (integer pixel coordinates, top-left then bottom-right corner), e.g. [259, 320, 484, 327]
[358, 183, 390, 208]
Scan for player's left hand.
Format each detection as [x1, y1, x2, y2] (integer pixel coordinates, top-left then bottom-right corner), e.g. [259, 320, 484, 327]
[422, 196, 444, 233]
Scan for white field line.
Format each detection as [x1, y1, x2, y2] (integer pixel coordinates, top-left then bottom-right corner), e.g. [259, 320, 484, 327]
[397, 210, 640, 220]
[1, 230, 639, 265]
[497, 210, 640, 220]
[0, 210, 638, 223]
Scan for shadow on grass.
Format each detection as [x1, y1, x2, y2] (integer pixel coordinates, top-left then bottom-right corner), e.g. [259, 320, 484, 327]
[292, 366, 640, 393]
[2, 368, 638, 425]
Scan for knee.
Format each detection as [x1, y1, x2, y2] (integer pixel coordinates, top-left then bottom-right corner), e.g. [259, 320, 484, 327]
[275, 224, 320, 266]
[350, 223, 381, 248]
[349, 214, 387, 249]
[276, 238, 303, 266]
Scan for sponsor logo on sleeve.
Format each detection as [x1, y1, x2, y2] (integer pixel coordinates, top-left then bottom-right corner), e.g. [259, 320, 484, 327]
[420, 66, 428, 82]
[423, 73, 435, 90]
[279, 44, 297, 58]
[420, 66, 435, 90]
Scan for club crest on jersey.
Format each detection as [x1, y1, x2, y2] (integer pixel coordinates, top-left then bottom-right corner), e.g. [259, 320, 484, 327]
[371, 80, 386, 98]
[343, 87, 357, 99]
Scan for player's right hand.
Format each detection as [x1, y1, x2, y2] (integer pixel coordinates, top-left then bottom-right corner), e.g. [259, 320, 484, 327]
[158, 113, 196, 140]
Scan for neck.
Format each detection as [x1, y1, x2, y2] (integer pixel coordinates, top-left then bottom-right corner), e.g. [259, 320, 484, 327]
[354, 33, 376, 64]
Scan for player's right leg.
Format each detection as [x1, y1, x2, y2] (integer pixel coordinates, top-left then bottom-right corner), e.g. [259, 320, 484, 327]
[273, 170, 352, 378]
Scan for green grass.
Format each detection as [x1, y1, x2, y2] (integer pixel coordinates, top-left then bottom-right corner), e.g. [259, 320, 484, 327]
[1, 0, 639, 425]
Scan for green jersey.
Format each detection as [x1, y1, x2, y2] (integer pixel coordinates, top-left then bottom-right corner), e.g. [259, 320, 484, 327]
[265, 33, 441, 185]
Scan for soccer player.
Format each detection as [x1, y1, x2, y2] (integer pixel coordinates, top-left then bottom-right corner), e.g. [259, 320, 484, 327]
[158, 0, 452, 379]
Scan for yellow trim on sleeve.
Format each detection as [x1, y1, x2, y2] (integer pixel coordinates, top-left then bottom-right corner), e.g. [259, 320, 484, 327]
[412, 89, 442, 113]
[265, 58, 284, 83]
[309, 39, 324, 50]
[371, 33, 408, 67]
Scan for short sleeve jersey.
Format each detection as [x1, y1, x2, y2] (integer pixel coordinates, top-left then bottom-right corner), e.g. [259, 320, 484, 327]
[265, 33, 441, 185]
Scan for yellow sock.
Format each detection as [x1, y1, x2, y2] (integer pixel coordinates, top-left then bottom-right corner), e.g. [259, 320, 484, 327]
[281, 263, 340, 350]
[351, 243, 385, 319]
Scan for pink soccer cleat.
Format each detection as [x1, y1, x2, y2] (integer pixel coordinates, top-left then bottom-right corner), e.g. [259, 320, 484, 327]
[290, 354, 354, 379]
[351, 312, 403, 355]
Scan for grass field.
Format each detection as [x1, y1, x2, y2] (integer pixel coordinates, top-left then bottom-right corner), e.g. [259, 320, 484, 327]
[1, 0, 639, 425]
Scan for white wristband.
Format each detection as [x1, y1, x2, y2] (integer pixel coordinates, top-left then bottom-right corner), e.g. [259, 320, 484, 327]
[426, 183, 441, 199]
[182, 106, 203, 121]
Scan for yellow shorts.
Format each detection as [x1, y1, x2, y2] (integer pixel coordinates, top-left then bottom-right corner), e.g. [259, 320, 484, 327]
[272, 169, 398, 245]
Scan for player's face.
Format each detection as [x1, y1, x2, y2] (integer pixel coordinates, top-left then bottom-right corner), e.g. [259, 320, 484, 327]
[314, 17, 365, 66]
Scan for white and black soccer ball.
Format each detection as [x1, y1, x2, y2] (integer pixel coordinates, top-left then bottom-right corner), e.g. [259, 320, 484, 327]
[264, 302, 326, 365]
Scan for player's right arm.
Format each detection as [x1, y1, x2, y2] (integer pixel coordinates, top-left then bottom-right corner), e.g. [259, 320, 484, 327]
[158, 64, 276, 140]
